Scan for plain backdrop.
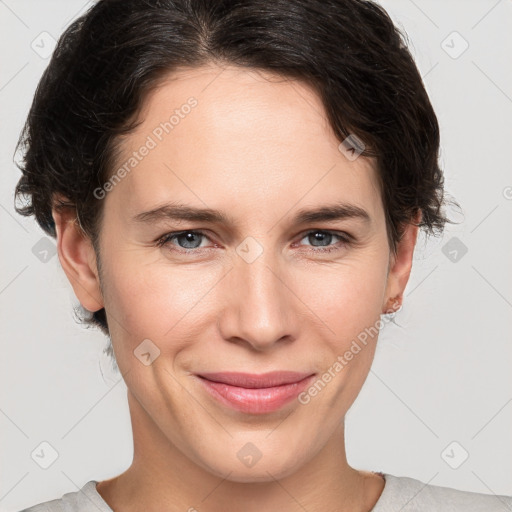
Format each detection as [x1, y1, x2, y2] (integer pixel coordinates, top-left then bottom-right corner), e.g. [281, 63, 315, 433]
[1, 0, 511, 510]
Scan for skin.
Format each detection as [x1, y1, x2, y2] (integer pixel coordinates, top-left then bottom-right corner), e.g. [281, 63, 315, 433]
[52, 63, 420, 512]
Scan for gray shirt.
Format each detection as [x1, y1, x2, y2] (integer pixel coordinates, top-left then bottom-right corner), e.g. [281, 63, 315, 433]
[18, 473, 512, 511]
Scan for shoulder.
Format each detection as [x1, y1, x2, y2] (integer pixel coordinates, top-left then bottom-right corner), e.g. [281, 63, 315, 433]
[372, 473, 512, 512]
[17, 481, 112, 512]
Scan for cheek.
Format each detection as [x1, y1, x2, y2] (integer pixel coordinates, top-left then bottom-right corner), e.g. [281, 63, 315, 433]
[101, 255, 222, 346]
[301, 259, 389, 410]
[102, 236, 389, 363]
[300, 252, 389, 340]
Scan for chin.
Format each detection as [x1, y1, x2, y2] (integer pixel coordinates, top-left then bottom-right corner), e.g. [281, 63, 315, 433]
[198, 446, 307, 484]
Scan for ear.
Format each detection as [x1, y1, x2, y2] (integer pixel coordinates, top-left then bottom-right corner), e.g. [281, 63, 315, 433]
[52, 197, 104, 312]
[382, 211, 421, 314]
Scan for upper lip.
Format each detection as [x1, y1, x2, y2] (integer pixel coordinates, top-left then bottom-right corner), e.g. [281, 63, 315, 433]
[197, 371, 315, 388]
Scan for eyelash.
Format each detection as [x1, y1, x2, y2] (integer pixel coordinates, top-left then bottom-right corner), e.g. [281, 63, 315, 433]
[155, 229, 353, 254]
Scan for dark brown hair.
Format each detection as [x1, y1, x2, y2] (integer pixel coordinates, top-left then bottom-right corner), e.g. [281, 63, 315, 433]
[14, 0, 460, 339]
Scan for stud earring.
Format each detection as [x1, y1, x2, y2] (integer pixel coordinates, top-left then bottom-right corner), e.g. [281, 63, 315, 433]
[383, 296, 402, 315]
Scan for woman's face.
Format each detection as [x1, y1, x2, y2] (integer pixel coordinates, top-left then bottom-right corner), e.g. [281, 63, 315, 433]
[64, 64, 416, 482]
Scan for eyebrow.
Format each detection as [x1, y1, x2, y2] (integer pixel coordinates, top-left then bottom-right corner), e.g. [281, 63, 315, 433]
[132, 201, 371, 227]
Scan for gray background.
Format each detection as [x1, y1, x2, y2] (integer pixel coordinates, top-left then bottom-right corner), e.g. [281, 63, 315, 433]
[1, 0, 511, 510]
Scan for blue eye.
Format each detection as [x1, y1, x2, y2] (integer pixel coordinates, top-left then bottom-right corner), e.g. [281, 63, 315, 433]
[155, 229, 352, 254]
[297, 230, 351, 253]
[156, 230, 210, 250]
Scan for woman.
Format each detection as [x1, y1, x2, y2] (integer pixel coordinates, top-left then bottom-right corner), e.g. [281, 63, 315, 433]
[14, 0, 511, 510]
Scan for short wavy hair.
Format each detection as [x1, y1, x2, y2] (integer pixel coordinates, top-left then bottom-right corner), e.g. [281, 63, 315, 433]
[14, 0, 460, 343]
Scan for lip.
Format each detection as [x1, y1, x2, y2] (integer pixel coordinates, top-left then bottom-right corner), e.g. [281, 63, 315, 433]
[195, 371, 315, 414]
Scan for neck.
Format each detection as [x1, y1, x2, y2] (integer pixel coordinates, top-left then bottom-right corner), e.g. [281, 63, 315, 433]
[96, 390, 385, 512]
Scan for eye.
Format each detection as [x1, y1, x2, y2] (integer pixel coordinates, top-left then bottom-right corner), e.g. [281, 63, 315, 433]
[155, 229, 353, 255]
[296, 229, 352, 253]
[156, 230, 212, 251]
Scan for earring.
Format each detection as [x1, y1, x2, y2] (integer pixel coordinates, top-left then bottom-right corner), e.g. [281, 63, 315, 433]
[383, 296, 402, 315]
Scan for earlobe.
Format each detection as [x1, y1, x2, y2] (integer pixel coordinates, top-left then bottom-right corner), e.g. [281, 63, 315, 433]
[52, 203, 104, 313]
[382, 211, 421, 315]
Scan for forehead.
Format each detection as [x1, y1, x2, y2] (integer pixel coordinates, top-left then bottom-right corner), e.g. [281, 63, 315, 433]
[108, 64, 383, 224]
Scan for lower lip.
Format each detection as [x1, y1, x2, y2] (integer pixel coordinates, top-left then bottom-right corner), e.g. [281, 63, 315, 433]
[196, 375, 315, 414]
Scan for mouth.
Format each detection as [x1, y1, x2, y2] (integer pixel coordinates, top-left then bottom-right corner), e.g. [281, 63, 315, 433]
[195, 371, 316, 414]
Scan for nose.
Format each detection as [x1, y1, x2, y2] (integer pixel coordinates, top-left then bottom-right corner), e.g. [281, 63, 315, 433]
[217, 247, 298, 351]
